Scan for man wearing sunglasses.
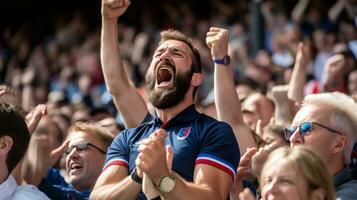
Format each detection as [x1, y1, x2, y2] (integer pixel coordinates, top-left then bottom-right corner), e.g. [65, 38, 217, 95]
[24, 122, 114, 200]
[287, 92, 357, 200]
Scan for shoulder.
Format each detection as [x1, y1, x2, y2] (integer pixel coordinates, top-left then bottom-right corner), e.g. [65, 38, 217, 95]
[335, 179, 357, 200]
[14, 184, 50, 200]
[197, 113, 234, 135]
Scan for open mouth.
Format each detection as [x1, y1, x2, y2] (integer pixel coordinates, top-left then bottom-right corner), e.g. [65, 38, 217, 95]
[156, 64, 175, 88]
[70, 163, 83, 171]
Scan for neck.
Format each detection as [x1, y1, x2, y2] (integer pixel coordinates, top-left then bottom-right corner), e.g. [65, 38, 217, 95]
[328, 155, 345, 177]
[156, 97, 193, 123]
[0, 161, 9, 184]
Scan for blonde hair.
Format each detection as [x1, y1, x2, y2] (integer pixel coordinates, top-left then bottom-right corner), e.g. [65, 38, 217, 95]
[261, 146, 335, 200]
[67, 122, 114, 149]
[303, 92, 357, 164]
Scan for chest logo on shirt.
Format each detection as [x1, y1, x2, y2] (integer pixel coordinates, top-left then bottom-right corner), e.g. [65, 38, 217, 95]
[177, 127, 191, 140]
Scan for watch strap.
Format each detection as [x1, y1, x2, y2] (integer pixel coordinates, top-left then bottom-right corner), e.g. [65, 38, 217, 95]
[131, 168, 143, 184]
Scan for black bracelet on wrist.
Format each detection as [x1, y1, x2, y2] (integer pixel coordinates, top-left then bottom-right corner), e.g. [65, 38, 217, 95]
[131, 168, 142, 184]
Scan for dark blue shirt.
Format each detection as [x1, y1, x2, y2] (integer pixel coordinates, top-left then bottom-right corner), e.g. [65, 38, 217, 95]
[38, 168, 90, 200]
[104, 105, 240, 199]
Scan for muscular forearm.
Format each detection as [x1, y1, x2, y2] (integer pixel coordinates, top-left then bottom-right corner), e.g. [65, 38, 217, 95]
[101, 19, 130, 95]
[101, 18, 147, 127]
[91, 176, 141, 200]
[214, 64, 243, 125]
[214, 64, 257, 154]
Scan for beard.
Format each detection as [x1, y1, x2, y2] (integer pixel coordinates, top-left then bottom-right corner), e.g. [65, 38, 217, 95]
[145, 68, 194, 109]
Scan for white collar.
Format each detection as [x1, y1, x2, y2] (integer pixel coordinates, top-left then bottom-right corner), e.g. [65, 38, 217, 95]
[0, 175, 17, 199]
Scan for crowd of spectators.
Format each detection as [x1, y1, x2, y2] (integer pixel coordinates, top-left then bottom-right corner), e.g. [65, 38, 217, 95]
[0, 0, 356, 199]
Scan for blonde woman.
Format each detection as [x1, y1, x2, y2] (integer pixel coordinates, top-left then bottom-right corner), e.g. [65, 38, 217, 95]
[239, 146, 335, 200]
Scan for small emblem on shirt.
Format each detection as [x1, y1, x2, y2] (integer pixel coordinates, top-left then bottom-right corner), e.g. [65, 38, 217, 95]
[177, 127, 191, 140]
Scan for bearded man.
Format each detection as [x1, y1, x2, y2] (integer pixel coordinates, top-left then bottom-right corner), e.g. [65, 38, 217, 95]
[90, 0, 240, 200]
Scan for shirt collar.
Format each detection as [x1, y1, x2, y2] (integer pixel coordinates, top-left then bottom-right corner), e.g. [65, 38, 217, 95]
[333, 166, 353, 188]
[151, 104, 200, 127]
[0, 175, 17, 199]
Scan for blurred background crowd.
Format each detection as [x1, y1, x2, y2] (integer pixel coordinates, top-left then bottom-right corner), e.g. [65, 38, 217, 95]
[0, 0, 356, 127]
[0, 0, 356, 199]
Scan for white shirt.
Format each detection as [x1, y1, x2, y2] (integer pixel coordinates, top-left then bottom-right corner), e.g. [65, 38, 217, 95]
[0, 175, 49, 200]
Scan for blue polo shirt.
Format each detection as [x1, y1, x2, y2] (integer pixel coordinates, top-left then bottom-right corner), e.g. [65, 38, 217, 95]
[103, 105, 240, 199]
[38, 168, 90, 200]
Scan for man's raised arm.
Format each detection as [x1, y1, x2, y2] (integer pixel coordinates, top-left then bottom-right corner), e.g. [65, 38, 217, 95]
[206, 27, 257, 154]
[101, 0, 147, 128]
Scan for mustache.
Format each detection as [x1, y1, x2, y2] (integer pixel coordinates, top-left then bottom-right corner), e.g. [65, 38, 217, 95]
[155, 60, 176, 71]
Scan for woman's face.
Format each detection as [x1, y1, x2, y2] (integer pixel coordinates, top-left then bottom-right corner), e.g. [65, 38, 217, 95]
[261, 161, 310, 200]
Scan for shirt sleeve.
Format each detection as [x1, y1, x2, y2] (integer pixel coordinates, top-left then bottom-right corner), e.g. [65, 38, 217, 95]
[195, 122, 240, 180]
[103, 130, 130, 171]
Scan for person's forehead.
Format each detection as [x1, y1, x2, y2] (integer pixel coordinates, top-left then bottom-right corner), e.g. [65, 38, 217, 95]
[292, 105, 327, 125]
[67, 131, 96, 145]
[264, 160, 296, 177]
[156, 40, 191, 53]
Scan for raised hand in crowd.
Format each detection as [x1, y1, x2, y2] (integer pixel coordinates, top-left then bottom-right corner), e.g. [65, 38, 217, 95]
[101, 0, 148, 128]
[230, 148, 256, 200]
[0, 85, 19, 106]
[322, 54, 346, 92]
[22, 135, 69, 186]
[288, 42, 310, 103]
[271, 85, 293, 126]
[25, 104, 47, 135]
[206, 27, 257, 154]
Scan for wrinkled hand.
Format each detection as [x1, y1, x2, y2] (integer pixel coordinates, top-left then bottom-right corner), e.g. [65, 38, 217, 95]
[102, 0, 131, 20]
[25, 104, 47, 135]
[206, 27, 229, 60]
[251, 140, 281, 177]
[136, 129, 169, 185]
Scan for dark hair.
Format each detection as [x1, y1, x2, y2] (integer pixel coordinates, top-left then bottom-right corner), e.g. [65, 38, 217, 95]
[159, 30, 202, 98]
[0, 103, 30, 172]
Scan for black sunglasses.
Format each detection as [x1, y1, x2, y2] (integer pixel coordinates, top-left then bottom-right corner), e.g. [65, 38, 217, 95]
[65, 142, 107, 155]
[284, 121, 343, 141]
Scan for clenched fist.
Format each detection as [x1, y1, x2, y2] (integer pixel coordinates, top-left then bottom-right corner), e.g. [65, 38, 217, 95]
[102, 0, 131, 20]
[206, 27, 229, 60]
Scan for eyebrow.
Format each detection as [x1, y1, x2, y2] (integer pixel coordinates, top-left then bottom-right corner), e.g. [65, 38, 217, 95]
[155, 46, 186, 54]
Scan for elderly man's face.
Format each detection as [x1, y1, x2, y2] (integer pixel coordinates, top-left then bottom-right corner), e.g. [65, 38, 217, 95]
[65, 131, 107, 191]
[289, 105, 341, 165]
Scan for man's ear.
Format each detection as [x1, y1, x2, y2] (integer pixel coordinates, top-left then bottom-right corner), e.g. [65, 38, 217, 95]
[0, 136, 13, 156]
[310, 188, 326, 200]
[191, 73, 204, 87]
[332, 135, 347, 154]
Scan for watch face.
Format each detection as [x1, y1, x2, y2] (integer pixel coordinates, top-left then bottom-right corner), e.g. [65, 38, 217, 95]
[159, 175, 176, 193]
[223, 55, 231, 65]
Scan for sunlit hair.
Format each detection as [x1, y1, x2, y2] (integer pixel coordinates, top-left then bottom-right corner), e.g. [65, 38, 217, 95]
[67, 122, 114, 149]
[261, 146, 335, 200]
[302, 92, 357, 164]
